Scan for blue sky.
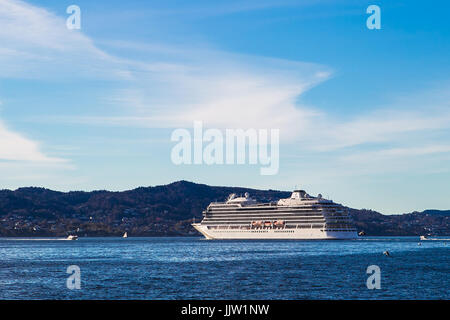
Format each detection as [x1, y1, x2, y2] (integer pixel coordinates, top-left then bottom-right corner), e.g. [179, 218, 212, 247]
[0, 0, 449, 213]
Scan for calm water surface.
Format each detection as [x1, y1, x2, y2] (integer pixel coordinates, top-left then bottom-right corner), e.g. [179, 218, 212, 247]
[0, 237, 448, 299]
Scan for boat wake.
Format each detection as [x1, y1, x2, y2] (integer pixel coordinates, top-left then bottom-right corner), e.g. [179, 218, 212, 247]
[1, 238, 76, 241]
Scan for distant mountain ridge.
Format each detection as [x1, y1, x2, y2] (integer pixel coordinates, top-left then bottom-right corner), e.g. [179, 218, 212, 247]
[0, 181, 448, 236]
[416, 209, 450, 216]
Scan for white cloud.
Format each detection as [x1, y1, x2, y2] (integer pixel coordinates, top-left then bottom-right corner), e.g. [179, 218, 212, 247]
[0, 1, 332, 138]
[120, 53, 329, 139]
[305, 108, 450, 151]
[2, 0, 450, 186]
[25, 52, 330, 142]
[124, 0, 313, 18]
[0, 119, 66, 163]
[340, 145, 450, 163]
[0, 0, 129, 79]
[0, 0, 334, 178]
[0, 0, 123, 167]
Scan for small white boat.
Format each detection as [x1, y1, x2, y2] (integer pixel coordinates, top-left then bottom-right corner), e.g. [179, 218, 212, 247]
[66, 235, 78, 240]
[123, 232, 128, 238]
[420, 235, 450, 241]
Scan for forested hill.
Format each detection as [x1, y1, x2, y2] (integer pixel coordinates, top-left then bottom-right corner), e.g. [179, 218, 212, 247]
[0, 181, 448, 236]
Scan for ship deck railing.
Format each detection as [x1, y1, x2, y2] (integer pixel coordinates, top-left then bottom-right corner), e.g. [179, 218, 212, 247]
[206, 224, 356, 231]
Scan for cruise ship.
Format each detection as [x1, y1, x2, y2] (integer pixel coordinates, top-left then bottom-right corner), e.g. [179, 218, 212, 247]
[192, 190, 358, 240]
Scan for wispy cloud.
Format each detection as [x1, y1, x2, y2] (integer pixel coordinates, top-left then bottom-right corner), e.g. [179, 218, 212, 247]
[1, 0, 332, 136]
[0, 1, 77, 165]
[341, 145, 450, 163]
[99, 52, 331, 136]
[0, 0, 333, 179]
[118, 0, 318, 18]
[0, 0, 130, 79]
[1, 0, 450, 195]
[0, 119, 66, 163]
[304, 106, 450, 151]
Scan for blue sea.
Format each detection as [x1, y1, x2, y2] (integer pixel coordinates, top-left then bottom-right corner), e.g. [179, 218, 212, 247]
[0, 237, 448, 300]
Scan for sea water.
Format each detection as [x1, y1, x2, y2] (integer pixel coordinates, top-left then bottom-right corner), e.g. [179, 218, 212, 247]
[0, 237, 448, 299]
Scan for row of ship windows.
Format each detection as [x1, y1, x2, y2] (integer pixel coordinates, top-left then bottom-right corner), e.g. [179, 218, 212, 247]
[204, 213, 334, 220]
[208, 207, 344, 212]
[209, 202, 340, 207]
[209, 203, 342, 207]
[202, 218, 351, 223]
[204, 215, 350, 218]
[203, 215, 350, 219]
[210, 230, 298, 233]
[203, 210, 347, 217]
[202, 221, 352, 226]
[211, 230, 296, 233]
[208, 206, 326, 210]
[206, 210, 348, 213]
[203, 217, 327, 221]
[206, 225, 354, 230]
[203, 222, 326, 226]
[205, 212, 330, 216]
[208, 209, 343, 213]
[209, 229, 355, 232]
[207, 225, 325, 230]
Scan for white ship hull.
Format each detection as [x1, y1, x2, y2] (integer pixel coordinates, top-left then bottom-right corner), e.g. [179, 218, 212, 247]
[192, 224, 358, 240]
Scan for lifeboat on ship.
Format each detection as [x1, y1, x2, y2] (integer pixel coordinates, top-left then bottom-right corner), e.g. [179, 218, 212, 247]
[252, 221, 263, 228]
[274, 220, 285, 228]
